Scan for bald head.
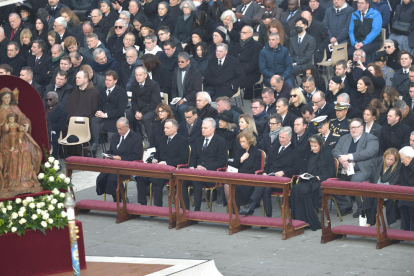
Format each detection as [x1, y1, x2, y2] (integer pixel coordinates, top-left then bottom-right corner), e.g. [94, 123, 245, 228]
[301, 11, 312, 23]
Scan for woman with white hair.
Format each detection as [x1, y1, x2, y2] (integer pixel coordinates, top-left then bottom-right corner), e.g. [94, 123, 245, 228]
[398, 146, 414, 231]
[174, 0, 196, 43]
[215, 10, 243, 44]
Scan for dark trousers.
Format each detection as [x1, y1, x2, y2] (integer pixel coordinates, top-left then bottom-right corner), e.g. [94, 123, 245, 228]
[182, 180, 215, 211]
[90, 117, 105, 145]
[400, 205, 414, 231]
[347, 42, 381, 61]
[335, 172, 366, 213]
[126, 109, 156, 138]
[136, 176, 165, 206]
[250, 186, 273, 217]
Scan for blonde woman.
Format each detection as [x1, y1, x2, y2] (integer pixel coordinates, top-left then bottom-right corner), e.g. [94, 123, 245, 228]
[288, 88, 306, 117]
[19, 28, 32, 59]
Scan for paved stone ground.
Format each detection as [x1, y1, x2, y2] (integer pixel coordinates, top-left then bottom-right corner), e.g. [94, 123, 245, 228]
[62, 97, 414, 275]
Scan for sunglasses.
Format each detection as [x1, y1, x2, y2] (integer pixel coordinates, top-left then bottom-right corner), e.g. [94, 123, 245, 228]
[384, 46, 392, 49]
[46, 98, 54, 102]
[177, 60, 186, 63]
[114, 26, 124, 29]
[290, 94, 297, 98]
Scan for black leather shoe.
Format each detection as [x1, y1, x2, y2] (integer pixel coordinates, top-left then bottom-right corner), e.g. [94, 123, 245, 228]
[339, 208, 353, 217]
[240, 207, 254, 216]
[353, 211, 362, 218]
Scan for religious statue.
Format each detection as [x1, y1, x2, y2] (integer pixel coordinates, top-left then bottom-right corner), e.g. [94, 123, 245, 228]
[0, 88, 43, 198]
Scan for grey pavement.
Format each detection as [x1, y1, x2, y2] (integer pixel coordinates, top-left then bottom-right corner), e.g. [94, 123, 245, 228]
[63, 98, 414, 276]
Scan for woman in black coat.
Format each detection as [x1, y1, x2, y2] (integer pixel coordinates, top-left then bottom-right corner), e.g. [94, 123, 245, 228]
[153, 2, 175, 34]
[216, 110, 238, 158]
[348, 75, 374, 111]
[190, 42, 209, 77]
[383, 39, 402, 71]
[325, 76, 344, 104]
[288, 88, 307, 117]
[363, 106, 382, 139]
[200, 0, 231, 24]
[33, 16, 49, 42]
[359, 63, 386, 99]
[214, 10, 243, 44]
[368, 98, 388, 126]
[149, 103, 175, 148]
[141, 54, 172, 98]
[290, 135, 336, 231]
[398, 146, 414, 231]
[192, 10, 216, 45]
[227, 130, 262, 208]
[173, 1, 195, 44]
[362, 148, 402, 227]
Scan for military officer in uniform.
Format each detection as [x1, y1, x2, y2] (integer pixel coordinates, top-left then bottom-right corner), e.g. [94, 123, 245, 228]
[330, 102, 351, 137]
[375, 51, 394, 86]
[311, 115, 340, 152]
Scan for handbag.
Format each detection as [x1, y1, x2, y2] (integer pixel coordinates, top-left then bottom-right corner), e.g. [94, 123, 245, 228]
[391, 9, 411, 36]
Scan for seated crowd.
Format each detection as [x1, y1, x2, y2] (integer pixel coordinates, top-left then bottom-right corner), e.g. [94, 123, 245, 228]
[1, 0, 414, 232]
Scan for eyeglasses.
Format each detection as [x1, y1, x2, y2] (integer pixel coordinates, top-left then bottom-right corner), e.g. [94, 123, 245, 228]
[350, 125, 363, 130]
[240, 31, 250, 34]
[269, 122, 278, 126]
[251, 106, 259, 109]
[384, 46, 393, 49]
[158, 110, 166, 113]
[185, 115, 194, 119]
[177, 60, 186, 63]
[354, 54, 363, 58]
[46, 98, 54, 102]
[290, 94, 297, 98]
[312, 99, 322, 104]
[114, 26, 124, 29]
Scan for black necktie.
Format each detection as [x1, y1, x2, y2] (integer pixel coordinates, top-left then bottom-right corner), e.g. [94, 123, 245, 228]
[404, 70, 408, 75]
[336, 9, 340, 14]
[35, 58, 39, 66]
[241, 4, 247, 13]
[298, 37, 301, 48]
[139, 84, 144, 88]
[117, 136, 124, 149]
[219, 59, 222, 66]
[203, 139, 209, 150]
[361, 12, 365, 21]
[279, 146, 285, 153]
[107, 89, 111, 96]
[167, 137, 171, 144]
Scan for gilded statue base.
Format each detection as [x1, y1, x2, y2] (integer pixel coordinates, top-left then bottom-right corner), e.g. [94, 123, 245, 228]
[0, 186, 43, 199]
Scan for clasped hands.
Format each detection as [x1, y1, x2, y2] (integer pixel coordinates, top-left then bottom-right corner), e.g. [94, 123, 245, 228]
[151, 159, 166, 165]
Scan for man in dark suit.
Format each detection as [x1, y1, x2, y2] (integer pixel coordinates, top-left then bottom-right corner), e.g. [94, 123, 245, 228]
[43, 70, 73, 108]
[215, 96, 241, 126]
[240, 126, 297, 217]
[170, 52, 202, 122]
[91, 48, 120, 76]
[289, 17, 316, 78]
[119, 47, 143, 89]
[182, 118, 228, 211]
[2, 42, 26, 77]
[277, 97, 297, 129]
[405, 83, 414, 110]
[196, 92, 218, 120]
[329, 93, 363, 119]
[258, 113, 283, 154]
[113, 33, 137, 67]
[45, 91, 67, 160]
[395, 100, 414, 130]
[312, 91, 334, 119]
[233, 25, 263, 97]
[252, 99, 270, 142]
[262, 88, 277, 115]
[53, 17, 75, 44]
[306, 0, 326, 22]
[91, 9, 112, 37]
[45, 0, 68, 19]
[292, 117, 311, 153]
[280, 0, 302, 37]
[88, 70, 128, 152]
[19, 67, 45, 98]
[235, 0, 261, 27]
[312, 115, 340, 151]
[178, 106, 202, 149]
[49, 56, 77, 86]
[76, 21, 107, 50]
[96, 117, 143, 201]
[379, 108, 412, 155]
[301, 75, 318, 103]
[392, 53, 412, 99]
[82, 33, 112, 62]
[204, 43, 245, 100]
[270, 75, 292, 101]
[27, 40, 53, 87]
[107, 19, 128, 56]
[136, 119, 189, 206]
[251, 0, 284, 27]
[301, 11, 329, 64]
[3, 13, 23, 43]
[127, 66, 161, 139]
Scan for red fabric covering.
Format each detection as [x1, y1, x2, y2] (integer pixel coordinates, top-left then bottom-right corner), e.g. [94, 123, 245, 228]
[387, 229, 414, 241]
[127, 204, 174, 217]
[77, 199, 118, 212]
[0, 220, 86, 276]
[65, 156, 176, 172]
[239, 216, 307, 229]
[186, 211, 234, 222]
[0, 76, 50, 163]
[322, 180, 414, 195]
[331, 225, 377, 237]
[175, 168, 291, 184]
[0, 190, 52, 202]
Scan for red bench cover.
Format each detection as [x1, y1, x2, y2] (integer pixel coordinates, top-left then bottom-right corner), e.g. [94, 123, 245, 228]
[77, 199, 118, 212]
[186, 211, 234, 222]
[331, 225, 377, 237]
[387, 229, 414, 241]
[175, 168, 291, 184]
[322, 180, 414, 195]
[239, 216, 307, 229]
[65, 156, 176, 173]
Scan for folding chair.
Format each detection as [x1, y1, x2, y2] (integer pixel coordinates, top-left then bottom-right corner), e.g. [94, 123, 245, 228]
[58, 117, 91, 158]
[317, 42, 348, 81]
